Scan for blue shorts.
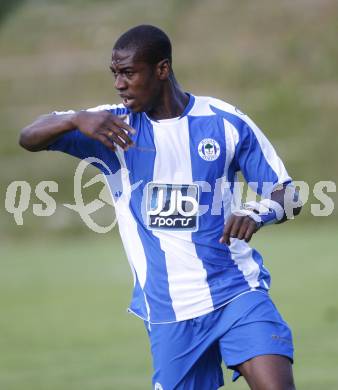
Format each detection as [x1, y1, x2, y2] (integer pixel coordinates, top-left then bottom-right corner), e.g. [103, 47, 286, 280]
[145, 291, 294, 390]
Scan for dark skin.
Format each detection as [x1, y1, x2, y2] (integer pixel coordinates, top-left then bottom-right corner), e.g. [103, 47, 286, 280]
[19, 47, 299, 390]
[221, 185, 301, 246]
[236, 355, 296, 390]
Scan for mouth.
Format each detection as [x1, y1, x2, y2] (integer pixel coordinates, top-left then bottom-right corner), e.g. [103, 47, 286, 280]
[119, 95, 135, 108]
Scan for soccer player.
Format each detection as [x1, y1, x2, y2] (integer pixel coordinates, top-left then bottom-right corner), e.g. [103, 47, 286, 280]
[19, 25, 301, 390]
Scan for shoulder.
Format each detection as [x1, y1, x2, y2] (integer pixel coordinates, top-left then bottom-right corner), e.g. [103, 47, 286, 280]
[86, 103, 129, 115]
[189, 95, 247, 119]
[189, 95, 252, 143]
[52, 103, 129, 115]
[198, 96, 265, 139]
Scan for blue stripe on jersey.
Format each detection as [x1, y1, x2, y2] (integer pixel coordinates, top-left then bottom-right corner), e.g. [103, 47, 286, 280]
[210, 106, 279, 195]
[188, 114, 251, 307]
[130, 272, 148, 319]
[124, 113, 176, 322]
[108, 106, 129, 116]
[180, 93, 195, 118]
[187, 114, 229, 250]
[226, 158, 238, 196]
[47, 106, 127, 174]
[47, 129, 121, 175]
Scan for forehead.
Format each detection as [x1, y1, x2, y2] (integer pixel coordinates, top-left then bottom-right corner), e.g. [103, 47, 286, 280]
[111, 48, 147, 69]
[111, 48, 135, 66]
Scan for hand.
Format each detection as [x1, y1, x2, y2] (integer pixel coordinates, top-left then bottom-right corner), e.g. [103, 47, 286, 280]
[72, 111, 136, 151]
[219, 214, 260, 245]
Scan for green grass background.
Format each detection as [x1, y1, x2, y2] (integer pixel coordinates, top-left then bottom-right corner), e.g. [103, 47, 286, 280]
[1, 224, 338, 389]
[0, 0, 337, 389]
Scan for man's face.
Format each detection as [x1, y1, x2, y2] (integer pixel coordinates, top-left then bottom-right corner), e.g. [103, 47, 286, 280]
[110, 48, 162, 113]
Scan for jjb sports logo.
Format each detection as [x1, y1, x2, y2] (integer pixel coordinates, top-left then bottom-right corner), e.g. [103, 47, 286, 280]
[198, 138, 220, 161]
[146, 183, 199, 231]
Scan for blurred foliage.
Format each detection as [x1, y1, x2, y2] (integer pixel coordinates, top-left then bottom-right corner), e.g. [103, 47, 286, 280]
[0, 0, 337, 238]
[0, 0, 26, 26]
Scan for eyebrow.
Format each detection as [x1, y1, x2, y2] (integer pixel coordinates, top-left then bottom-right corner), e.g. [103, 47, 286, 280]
[109, 65, 134, 72]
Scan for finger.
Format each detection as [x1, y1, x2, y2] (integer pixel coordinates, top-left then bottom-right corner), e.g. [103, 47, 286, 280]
[244, 220, 259, 242]
[106, 126, 133, 148]
[110, 115, 136, 135]
[219, 215, 236, 245]
[96, 134, 116, 151]
[107, 131, 130, 150]
[229, 216, 243, 240]
[237, 217, 251, 240]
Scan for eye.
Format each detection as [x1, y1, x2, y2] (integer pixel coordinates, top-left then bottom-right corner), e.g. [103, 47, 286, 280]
[109, 66, 117, 78]
[125, 71, 134, 78]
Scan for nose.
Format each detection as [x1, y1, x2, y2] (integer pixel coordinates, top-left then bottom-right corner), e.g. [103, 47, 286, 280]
[114, 74, 127, 91]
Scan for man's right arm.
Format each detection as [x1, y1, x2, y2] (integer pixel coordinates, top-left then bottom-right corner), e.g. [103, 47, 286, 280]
[19, 110, 135, 152]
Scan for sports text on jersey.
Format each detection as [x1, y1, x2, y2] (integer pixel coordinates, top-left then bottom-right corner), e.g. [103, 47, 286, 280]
[146, 183, 199, 231]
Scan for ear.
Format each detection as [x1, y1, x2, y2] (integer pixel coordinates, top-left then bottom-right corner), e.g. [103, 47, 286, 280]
[156, 59, 170, 80]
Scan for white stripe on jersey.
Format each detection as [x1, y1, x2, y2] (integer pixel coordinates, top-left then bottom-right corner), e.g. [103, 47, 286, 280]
[86, 103, 125, 112]
[114, 148, 151, 321]
[223, 118, 239, 221]
[229, 239, 260, 289]
[151, 116, 214, 321]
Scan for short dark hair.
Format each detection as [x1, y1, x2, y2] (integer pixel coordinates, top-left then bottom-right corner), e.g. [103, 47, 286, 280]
[113, 25, 172, 65]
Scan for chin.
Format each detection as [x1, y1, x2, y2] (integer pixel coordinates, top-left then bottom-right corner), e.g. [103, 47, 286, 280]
[121, 100, 142, 113]
[130, 104, 147, 113]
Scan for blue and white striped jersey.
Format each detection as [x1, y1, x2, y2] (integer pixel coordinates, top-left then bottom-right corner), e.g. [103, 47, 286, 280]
[49, 94, 292, 324]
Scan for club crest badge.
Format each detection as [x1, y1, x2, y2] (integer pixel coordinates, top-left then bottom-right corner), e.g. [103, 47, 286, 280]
[198, 138, 220, 161]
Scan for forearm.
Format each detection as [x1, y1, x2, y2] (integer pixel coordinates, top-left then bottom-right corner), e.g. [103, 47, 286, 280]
[270, 185, 302, 223]
[242, 184, 302, 226]
[220, 184, 302, 245]
[19, 112, 78, 152]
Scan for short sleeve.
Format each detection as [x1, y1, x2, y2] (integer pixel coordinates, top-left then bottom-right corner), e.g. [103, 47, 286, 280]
[233, 115, 292, 197]
[46, 104, 129, 173]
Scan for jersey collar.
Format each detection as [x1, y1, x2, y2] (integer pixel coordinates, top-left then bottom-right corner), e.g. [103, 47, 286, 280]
[145, 93, 195, 123]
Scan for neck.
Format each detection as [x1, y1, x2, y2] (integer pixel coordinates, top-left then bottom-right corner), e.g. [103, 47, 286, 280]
[146, 76, 189, 120]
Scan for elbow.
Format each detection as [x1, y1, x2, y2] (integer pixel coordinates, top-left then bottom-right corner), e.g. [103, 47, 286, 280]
[18, 128, 29, 150]
[18, 127, 42, 152]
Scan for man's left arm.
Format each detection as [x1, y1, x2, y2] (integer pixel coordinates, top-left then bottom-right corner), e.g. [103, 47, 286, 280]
[219, 111, 302, 245]
[219, 184, 302, 245]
